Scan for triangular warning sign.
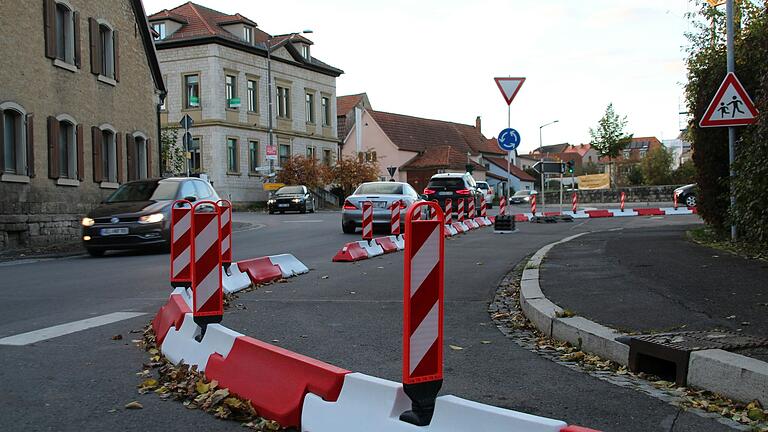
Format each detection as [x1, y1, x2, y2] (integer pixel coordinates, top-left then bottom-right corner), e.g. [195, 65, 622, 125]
[700, 72, 759, 128]
[494, 77, 526, 105]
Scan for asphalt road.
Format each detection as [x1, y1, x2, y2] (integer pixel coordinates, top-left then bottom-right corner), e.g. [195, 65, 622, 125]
[0, 210, 736, 432]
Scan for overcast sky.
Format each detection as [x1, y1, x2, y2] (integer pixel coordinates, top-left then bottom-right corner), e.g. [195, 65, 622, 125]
[146, 0, 696, 153]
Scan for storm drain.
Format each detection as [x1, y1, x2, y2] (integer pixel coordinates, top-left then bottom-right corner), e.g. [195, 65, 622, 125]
[627, 330, 768, 385]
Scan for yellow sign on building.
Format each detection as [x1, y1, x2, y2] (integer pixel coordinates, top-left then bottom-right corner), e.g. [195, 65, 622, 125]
[263, 183, 285, 191]
[577, 173, 610, 190]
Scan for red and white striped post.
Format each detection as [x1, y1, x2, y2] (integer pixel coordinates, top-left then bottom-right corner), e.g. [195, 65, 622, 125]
[480, 195, 487, 218]
[620, 192, 626, 212]
[531, 193, 537, 215]
[430, 200, 439, 219]
[499, 196, 507, 217]
[468, 197, 476, 219]
[391, 200, 401, 236]
[401, 201, 444, 426]
[191, 201, 223, 328]
[572, 192, 578, 213]
[444, 199, 452, 223]
[170, 200, 193, 288]
[457, 198, 465, 223]
[217, 200, 232, 271]
[673, 191, 679, 210]
[362, 201, 373, 241]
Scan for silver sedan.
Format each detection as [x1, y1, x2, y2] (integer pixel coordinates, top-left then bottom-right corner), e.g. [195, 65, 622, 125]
[341, 182, 423, 234]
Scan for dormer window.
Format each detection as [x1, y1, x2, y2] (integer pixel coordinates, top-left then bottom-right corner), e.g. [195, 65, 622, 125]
[243, 26, 253, 44]
[152, 22, 166, 40]
[301, 45, 310, 60]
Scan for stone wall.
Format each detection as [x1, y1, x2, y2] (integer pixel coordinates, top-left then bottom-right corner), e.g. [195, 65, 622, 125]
[543, 185, 683, 204]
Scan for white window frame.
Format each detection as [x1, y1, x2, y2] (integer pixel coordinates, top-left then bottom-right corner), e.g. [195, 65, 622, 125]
[226, 137, 239, 173]
[321, 96, 330, 126]
[277, 86, 290, 118]
[225, 74, 237, 107]
[301, 45, 310, 60]
[152, 22, 166, 40]
[247, 79, 257, 112]
[243, 26, 253, 44]
[99, 123, 118, 184]
[56, 114, 78, 180]
[1, 102, 28, 177]
[184, 73, 200, 109]
[305, 92, 315, 123]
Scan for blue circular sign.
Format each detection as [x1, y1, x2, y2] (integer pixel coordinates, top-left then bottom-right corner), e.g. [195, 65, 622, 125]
[498, 128, 521, 152]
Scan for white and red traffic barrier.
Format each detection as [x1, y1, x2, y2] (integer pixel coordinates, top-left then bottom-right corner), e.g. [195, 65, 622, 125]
[215, 200, 252, 293]
[468, 196, 476, 219]
[673, 191, 679, 210]
[444, 199, 452, 223]
[457, 199, 465, 223]
[531, 193, 537, 216]
[499, 196, 507, 217]
[191, 201, 223, 328]
[391, 201, 401, 236]
[571, 193, 578, 213]
[362, 201, 374, 241]
[170, 200, 193, 288]
[620, 192, 626, 212]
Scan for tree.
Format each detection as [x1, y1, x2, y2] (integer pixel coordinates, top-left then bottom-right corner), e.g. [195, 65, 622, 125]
[582, 162, 600, 175]
[325, 155, 380, 197]
[640, 146, 673, 185]
[626, 165, 644, 186]
[672, 160, 697, 184]
[275, 155, 326, 189]
[589, 103, 633, 187]
[160, 127, 185, 176]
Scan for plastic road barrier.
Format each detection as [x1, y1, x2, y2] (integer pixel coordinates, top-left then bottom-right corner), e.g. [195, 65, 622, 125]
[571, 193, 577, 213]
[480, 195, 487, 218]
[457, 199, 465, 223]
[237, 257, 283, 285]
[430, 200, 439, 219]
[362, 201, 374, 241]
[673, 191, 678, 210]
[376, 236, 399, 253]
[191, 201, 223, 327]
[170, 200, 193, 287]
[333, 242, 369, 262]
[468, 197, 476, 219]
[391, 201, 401, 236]
[444, 199, 452, 223]
[531, 194, 537, 215]
[402, 201, 444, 426]
[217, 199, 232, 270]
[499, 196, 507, 217]
[620, 192, 626, 212]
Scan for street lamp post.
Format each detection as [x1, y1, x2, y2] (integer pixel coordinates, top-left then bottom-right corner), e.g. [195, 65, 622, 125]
[538, 120, 559, 213]
[265, 30, 313, 177]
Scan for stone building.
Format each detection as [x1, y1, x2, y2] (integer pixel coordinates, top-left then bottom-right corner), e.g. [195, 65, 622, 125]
[0, 0, 165, 251]
[149, 3, 343, 204]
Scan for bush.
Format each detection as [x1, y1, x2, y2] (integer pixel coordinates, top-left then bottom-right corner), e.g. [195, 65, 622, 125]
[626, 165, 644, 186]
[640, 146, 673, 185]
[672, 160, 697, 184]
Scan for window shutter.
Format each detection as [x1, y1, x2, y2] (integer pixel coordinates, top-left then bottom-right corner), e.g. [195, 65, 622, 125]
[73, 11, 81, 68]
[43, 0, 56, 59]
[47, 116, 59, 179]
[76, 124, 84, 181]
[26, 113, 35, 177]
[113, 30, 120, 82]
[126, 133, 135, 181]
[146, 138, 152, 177]
[89, 18, 100, 75]
[116, 133, 123, 183]
[0, 109, 5, 174]
[91, 126, 102, 182]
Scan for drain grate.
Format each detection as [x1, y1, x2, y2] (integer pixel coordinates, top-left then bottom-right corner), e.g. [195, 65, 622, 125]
[628, 331, 768, 386]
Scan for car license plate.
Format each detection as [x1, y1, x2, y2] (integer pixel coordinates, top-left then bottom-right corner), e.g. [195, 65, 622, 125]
[100, 227, 128, 236]
[372, 201, 388, 209]
[439, 191, 452, 196]
[278, 204, 289, 208]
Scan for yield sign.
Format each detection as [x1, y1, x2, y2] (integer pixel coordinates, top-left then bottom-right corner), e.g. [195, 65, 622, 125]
[494, 77, 526, 105]
[700, 72, 759, 128]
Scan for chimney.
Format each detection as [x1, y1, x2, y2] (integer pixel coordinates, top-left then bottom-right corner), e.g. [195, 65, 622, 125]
[475, 116, 481, 132]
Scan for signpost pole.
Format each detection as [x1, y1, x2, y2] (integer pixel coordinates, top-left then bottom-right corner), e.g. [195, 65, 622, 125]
[185, 123, 190, 177]
[559, 172, 563, 214]
[726, 0, 736, 241]
[506, 104, 511, 202]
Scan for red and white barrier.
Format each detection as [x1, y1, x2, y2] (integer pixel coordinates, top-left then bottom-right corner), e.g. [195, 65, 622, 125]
[191, 201, 223, 326]
[571, 193, 577, 214]
[362, 201, 374, 241]
[499, 196, 507, 217]
[531, 194, 537, 216]
[444, 199, 452, 223]
[468, 197, 476, 219]
[214, 200, 252, 293]
[457, 199, 465, 223]
[391, 201, 401, 236]
[170, 200, 193, 287]
[619, 192, 625, 212]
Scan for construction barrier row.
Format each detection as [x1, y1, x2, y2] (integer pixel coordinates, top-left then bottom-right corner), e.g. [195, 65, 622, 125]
[513, 206, 697, 222]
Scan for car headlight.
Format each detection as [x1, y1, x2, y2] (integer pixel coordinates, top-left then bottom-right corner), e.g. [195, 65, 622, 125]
[524, 197, 531, 202]
[292, 198, 302, 203]
[138, 213, 164, 224]
[267, 199, 276, 204]
[81, 217, 95, 227]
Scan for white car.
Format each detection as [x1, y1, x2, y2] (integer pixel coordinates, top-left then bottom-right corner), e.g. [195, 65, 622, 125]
[475, 181, 494, 208]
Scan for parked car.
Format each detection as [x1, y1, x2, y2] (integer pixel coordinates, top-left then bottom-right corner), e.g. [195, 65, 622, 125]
[421, 172, 482, 210]
[341, 182, 422, 234]
[267, 185, 315, 214]
[509, 190, 538, 204]
[475, 181, 494, 208]
[674, 184, 697, 207]
[81, 177, 220, 257]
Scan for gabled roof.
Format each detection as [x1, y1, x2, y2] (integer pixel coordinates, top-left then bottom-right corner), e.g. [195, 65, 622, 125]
[530, 143, 570, 154]
[337, 93, 367, 117]
[401, 146, 486, 171]
[564, 143, 594, 157]
[129, 0, 166, 94]
[483, 156, 537, 182]
[475, 138, 508, 156]
[368, 110, 482, 156]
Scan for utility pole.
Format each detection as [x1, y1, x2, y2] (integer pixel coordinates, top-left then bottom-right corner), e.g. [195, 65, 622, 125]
[538, 120, 558, 213]
[726, 0, 737, 241]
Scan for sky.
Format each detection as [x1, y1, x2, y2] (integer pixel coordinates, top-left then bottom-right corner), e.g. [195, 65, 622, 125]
[145, 0, 698, 153]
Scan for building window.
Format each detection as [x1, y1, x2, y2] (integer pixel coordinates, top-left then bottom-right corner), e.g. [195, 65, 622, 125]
[243, 27, 253, 44]
[225, 74, 237, 108]
[135, 137, 148, 179]
[184, 74, 200, 108]
[278, 143, 290, 167]
[640, 150, 647, 158]
[152, 22, 166, 40]
[248, 140, 259, 173]
[101, 130, 116, 183]
[189, 137, 201, 174]
[55, 2, 74, 64]
[247, 79, 257, 112]
[2, 109, 27, 175]
[323, 148, 332, 166]
[305, 93, 315, 123]
[301, 45, 310, 59]
[306, 146, 316, 160]
[321, 97, 330, 126]
[622, 150, 630, 159]
[58, 120, 77, 179]
[226, 138, 238, 173]
[99, 24, 115, 78]
[277, 86, 290, 118]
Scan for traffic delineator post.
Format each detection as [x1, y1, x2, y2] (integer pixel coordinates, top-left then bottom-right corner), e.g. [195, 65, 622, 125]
[430, 200, 439, 219]
[170, 200, 193, 288]
[457, 199, 465, 223]
[480, 195, 487, 218]
[444, 199, 452, 223]
[673, 191, 679, 210]
[571, 193, 577, 213]
[468, 196, 476, 219]
[499, 196, 507, 217]
[531, 193, 537, 216]
[401, 201, 444, 426]
[390, 201, 401, 236]
[620, 192, 626, 212]
[191, 201, 223, 331]
[217, 200, 232, 271]
[362, 201, 373, 241]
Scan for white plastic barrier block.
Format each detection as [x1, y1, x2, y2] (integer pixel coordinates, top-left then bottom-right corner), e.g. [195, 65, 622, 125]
[357, 240, 384, 257]
[302, 373, 567, 432]
[222, 265, 252, 294]
[482, 217, 492, 226]
[160, 313, 240, 372]
[268, 254, 310, 278]
[660, 207, 694, 215]
[394, 235, 405, 250]
[560, 211, 589, 219]
[445, 225, 458, 237]
[170, 286, 193, 308]
[608, 209, 639, 217]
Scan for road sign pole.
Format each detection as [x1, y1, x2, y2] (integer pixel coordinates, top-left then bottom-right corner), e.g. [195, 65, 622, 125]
[726, 0, 736, 241]
[559, 172, 563, 214]
[185, 124, 190, 177]
[506, 104, 511, 202]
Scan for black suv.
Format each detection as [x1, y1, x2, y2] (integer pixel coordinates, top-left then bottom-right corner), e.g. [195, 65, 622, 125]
[422, 172, 482, 210]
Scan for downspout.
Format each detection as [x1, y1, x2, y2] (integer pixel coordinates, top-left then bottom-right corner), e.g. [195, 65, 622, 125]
[157, 91, 166, 177]
[355, 106, 362, 153]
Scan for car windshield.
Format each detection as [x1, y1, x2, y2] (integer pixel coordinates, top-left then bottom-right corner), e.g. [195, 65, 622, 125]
[355, 183, 404, 195]
[105, 181, 178, 203]
[427, 178, 464, 190]
[276, 186, 304, 195]
[513, 191, 530, 197]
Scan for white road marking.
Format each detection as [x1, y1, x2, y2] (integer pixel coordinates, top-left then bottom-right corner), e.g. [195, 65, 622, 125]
[0, 312, 147, 346]
[282, 220, 324, 223]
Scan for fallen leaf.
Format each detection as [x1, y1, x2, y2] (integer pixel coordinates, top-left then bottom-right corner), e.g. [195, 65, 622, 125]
[480, 340, 492, 344]
[449, 345, 464, 351]
[196, 381, 209, 394]
[321, 275, 329, 279]
[107, 409, 117, 413]
[111, 334, 123, 340]
[124, 401, 143, 410]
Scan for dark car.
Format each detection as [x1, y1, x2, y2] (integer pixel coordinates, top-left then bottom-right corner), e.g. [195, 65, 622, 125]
[421, 172, 482, 210]
[267, 185, 316, 214]
[674, 183, 697, 207]
[81, 177, 220, 257]
[509, 190, 538, 204]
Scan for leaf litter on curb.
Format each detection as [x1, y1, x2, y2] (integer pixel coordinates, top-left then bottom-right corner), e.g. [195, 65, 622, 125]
[136, 324, 284, 431]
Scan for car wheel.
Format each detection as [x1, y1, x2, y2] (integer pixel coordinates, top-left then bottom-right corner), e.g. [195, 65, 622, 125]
[685, 195, 696, 207]
[342, 221, 356, 234]
[87, 248, 105, 258]
[300, 205, 307, 214]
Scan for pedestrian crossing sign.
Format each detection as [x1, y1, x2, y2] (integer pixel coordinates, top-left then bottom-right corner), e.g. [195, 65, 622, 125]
[700, 72, 759, 127]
